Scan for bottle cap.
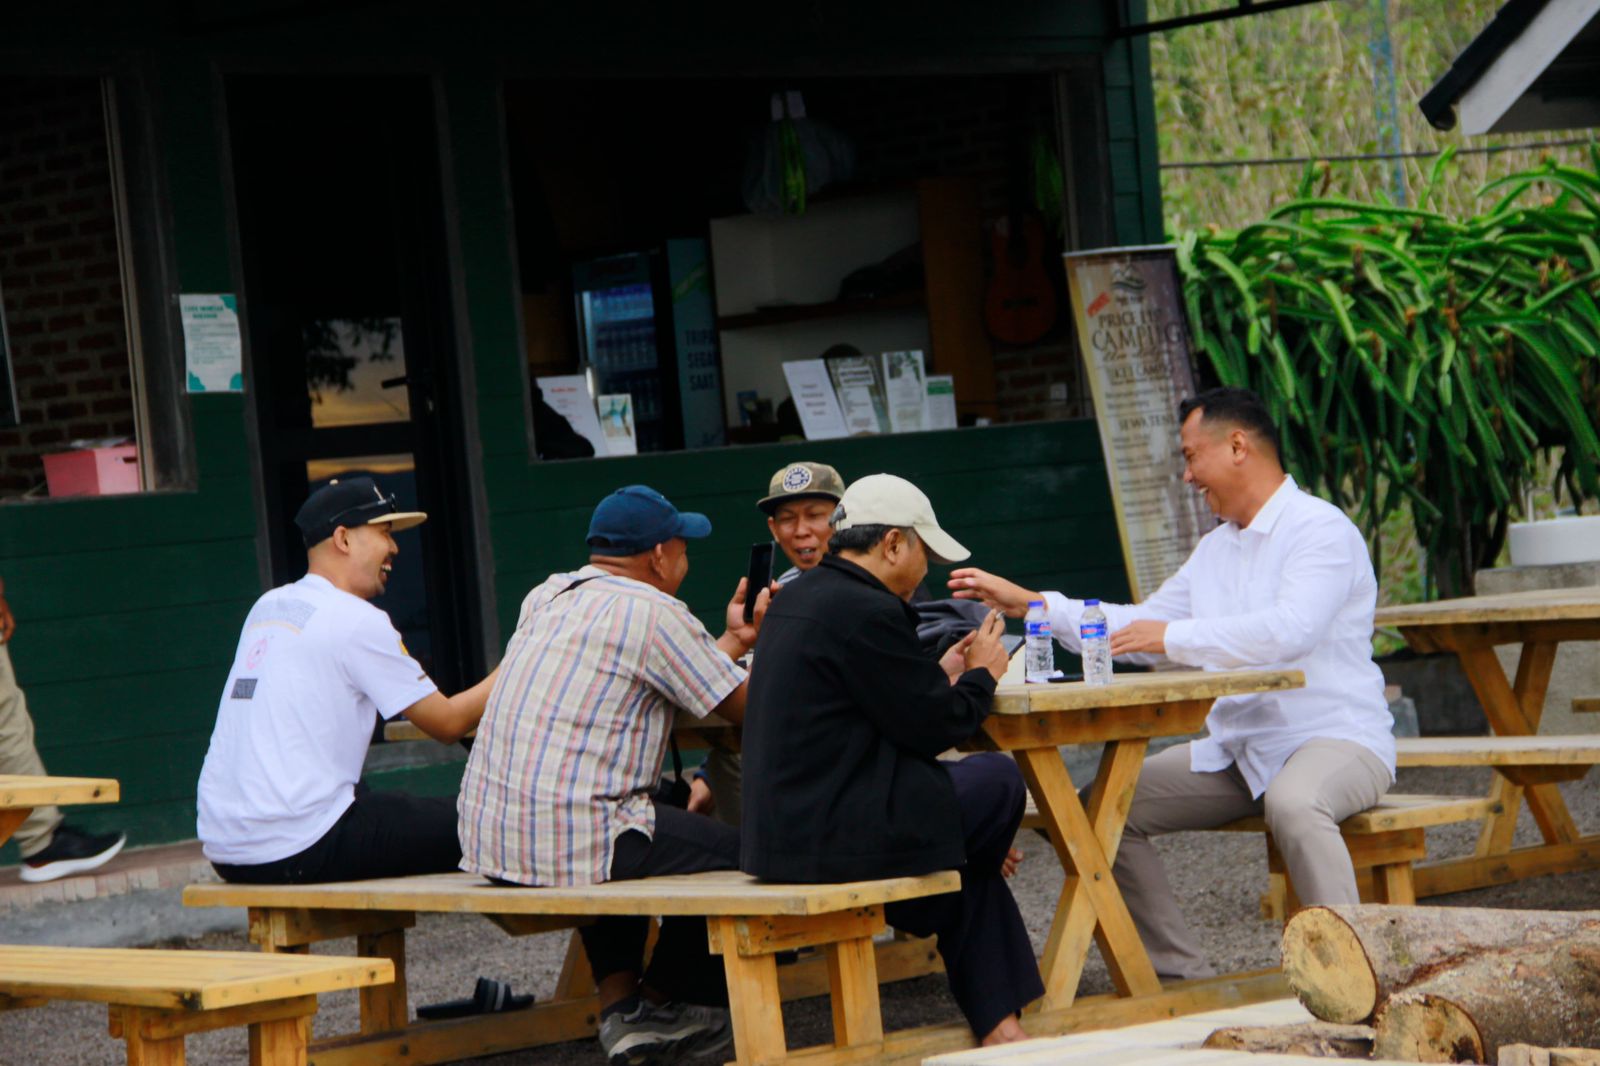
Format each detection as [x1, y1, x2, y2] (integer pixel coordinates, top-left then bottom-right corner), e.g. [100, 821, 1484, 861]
[1084, 598, 1100, 606]
[1027, 600, 1044, 607]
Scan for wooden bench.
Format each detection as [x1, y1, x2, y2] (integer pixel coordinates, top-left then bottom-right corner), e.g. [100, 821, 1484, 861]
[0, 945, 392, 1065]
[184, 869, 957, 1066]
[1022, 792, 1500, 922]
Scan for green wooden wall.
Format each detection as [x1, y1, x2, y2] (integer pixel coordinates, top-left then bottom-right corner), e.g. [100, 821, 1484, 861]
[1, 3, 1165, 855]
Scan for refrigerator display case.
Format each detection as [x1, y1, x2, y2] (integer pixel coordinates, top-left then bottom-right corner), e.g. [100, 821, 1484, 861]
[572, 238, 726, 454]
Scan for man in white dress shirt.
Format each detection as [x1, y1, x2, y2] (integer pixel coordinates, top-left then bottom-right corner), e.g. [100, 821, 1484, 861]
[949, 386, 1394, 979]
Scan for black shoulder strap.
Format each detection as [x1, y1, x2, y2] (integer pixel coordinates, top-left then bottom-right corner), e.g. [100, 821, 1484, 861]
[553, 574, 601, 599]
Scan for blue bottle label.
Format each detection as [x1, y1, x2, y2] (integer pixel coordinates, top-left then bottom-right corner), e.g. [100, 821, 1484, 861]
[1080, 620, 1107, 640]
[1025, 619, 1051, 638]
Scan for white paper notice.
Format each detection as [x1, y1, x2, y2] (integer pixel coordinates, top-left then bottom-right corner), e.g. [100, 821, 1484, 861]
[597, 393, 638, 456]
[537, 374, 608, 457]
[181, 294, 243, 393]
[924, 375, 958, 430]
[882, 350, 927, 433]
[781, 360, 849, 440]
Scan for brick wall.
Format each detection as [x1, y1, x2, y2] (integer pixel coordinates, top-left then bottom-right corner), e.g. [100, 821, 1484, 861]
[812, 75, 1088, 422]
[0, 76, 136, 497]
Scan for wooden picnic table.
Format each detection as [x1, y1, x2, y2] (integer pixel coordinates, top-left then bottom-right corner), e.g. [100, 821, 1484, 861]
[968, 669, 1304, 1015]
[1375, 585, 1600, 897]
[0, 775, 119, 850]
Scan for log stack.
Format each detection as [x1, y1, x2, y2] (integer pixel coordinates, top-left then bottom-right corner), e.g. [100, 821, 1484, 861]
[1273, 904, 1600, 1064]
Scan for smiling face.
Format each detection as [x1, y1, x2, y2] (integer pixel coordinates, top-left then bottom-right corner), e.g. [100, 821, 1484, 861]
[767, 497, 837, 571]
[334, 522, 400, 600]
[1180, 407, 1245, 521]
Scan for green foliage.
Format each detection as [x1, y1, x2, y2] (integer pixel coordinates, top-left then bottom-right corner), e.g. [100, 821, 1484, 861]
[1150, 0, 1594, 230]
[1177, 155, 1600, 599]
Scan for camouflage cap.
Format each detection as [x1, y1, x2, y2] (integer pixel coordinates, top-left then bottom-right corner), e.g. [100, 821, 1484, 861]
[756, 461, 846, 515]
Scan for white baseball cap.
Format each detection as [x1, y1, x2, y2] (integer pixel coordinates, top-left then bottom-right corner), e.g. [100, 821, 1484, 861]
[831, 473, 971, 564]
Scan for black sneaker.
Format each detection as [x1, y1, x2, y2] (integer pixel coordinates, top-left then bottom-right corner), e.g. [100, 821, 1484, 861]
[597, 999, 733, 1066]
[20, 826, 126, 883]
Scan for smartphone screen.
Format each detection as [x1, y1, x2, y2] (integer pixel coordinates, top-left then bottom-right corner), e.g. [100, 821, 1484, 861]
[743, 541, 775, 623]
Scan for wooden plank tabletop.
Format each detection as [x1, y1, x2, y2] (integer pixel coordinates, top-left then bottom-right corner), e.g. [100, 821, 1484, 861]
[990, 669, 1304, 715]
[1374, 585, 1600, 627]
[0, 775, 119, 810]
[184, 869, 960, 917]
[0, 946, 392, 1010]
[1395, 735, 1600, 767]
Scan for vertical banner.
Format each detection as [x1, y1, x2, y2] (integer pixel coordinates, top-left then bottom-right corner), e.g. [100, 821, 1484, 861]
[1065, 246, 1212, 601]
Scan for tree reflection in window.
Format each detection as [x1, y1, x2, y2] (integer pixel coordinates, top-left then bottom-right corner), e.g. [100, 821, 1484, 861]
[304, 317, 410, 428]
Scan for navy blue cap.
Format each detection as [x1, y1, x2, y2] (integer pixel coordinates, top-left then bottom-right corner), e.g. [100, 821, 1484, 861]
[587, 485, 712, 556]
[294, 476, 427, 548]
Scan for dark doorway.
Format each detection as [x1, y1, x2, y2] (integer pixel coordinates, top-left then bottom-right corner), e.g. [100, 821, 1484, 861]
[227, 74, 480, 692]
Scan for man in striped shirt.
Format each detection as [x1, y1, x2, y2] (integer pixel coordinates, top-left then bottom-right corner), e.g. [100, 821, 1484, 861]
[458, 485, 767, 1066]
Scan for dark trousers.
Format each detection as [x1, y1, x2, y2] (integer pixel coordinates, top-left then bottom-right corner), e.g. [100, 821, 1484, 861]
[885, 754, 1044, 1038]
[578, 801, 741, 1007]
[212, 785, 461, 884]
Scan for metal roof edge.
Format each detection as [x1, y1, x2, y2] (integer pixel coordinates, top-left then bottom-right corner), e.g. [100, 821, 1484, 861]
[1418, 0, 1551, 131]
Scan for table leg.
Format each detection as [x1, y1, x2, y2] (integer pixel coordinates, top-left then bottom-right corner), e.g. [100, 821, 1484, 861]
[1457, 642, 1577, 851]
[356, 929, 408, 1034]
[712, 916, 787, 1064]
[249, 1015, 311, 1066]
[1015, 742, 1160, 1009]
[826, 935, 884, 1047]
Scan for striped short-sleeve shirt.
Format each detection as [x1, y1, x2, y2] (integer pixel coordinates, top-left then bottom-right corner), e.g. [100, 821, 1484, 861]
[457, 566, 746, 886]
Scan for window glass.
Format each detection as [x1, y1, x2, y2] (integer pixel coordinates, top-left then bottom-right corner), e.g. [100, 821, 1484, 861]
[0, 74, 176, 499]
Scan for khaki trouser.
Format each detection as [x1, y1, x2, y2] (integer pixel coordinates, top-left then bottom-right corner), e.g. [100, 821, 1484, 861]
[1112, 738, 1391, 980]
[0, 642, 61, 857]
[700, 747, 742, 828]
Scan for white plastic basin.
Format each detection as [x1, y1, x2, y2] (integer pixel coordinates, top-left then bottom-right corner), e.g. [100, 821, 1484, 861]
[1508, 516, 1600, 567]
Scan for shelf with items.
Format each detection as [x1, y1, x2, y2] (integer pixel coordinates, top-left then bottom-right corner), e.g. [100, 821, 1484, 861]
[715, 290, 925, 332]
[708, 177, 995, 435]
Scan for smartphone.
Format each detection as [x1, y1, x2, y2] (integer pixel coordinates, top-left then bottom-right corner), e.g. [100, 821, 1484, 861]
[1000, 634, 1026, 658]
[743, 541, 775, 623]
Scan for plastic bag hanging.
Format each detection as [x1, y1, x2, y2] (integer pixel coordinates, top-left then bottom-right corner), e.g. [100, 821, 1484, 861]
[741, 90, 856, 215]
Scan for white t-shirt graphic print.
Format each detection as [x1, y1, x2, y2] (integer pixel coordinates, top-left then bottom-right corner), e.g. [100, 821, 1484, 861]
[197, 573, 437, 865]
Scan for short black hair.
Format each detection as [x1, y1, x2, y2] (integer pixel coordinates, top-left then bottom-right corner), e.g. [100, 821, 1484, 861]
[828, 524, 915, 556]
[1178, 387, 1280, 458]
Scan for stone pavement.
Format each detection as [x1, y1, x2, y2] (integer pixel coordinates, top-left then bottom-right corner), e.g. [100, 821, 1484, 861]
[0, 840, 236, 947]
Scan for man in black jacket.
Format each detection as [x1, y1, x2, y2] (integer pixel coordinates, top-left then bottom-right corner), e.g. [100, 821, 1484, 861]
[741, 474, 1042, 1046]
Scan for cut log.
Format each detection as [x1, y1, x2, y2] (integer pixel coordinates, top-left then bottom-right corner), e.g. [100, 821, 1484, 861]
[1372, 942, 1600, 1063]
[1202, 1021, 1373, 1058]
[1499, 1048, 1600, 1066]
[1282, 904, 1600, 1023]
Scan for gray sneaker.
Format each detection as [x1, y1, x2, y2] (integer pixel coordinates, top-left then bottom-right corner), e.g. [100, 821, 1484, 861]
[597, 999, 733, 1066]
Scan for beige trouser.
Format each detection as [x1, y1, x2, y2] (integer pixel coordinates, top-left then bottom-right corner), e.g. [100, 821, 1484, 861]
[700, 748, 742, 828]
[1112, 738, 1391, 979]
[0, 642, 61, 857]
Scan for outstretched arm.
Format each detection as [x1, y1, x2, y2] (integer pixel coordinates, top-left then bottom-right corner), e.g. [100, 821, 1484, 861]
[402, 665, 501, 742]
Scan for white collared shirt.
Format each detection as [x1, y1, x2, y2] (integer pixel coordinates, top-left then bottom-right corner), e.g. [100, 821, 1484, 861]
[1045, 475, 1395, 797]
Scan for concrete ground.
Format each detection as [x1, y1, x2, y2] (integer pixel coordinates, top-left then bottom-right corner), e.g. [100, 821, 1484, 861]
[2, 766, 1597, 1065]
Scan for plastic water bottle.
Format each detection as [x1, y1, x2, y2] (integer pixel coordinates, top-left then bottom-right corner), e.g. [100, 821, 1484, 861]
[1024, 600, 1056, 683]
[1080, 599, 1113, 686]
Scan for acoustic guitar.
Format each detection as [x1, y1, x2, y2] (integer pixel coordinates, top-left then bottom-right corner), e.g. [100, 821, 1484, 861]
[984, 212, 1058, 346]
[984, 121, 1060, 347]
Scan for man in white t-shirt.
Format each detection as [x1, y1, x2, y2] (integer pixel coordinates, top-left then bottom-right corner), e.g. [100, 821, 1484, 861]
[197, 477, 498, 883]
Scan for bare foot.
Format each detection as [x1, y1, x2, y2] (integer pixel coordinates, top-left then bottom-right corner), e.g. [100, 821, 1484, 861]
[980, 1014, 1028, 1046]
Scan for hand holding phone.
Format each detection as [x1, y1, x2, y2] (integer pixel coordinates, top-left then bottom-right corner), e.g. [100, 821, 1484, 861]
[743, 542, 775, 624]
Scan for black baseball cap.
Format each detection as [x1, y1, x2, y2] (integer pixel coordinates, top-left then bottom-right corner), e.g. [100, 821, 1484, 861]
[587, 485, 712, 556]
[294, 476, 427, 548]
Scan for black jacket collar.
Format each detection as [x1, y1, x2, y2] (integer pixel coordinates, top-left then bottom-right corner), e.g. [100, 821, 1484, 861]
[819, 555, 919, 621]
